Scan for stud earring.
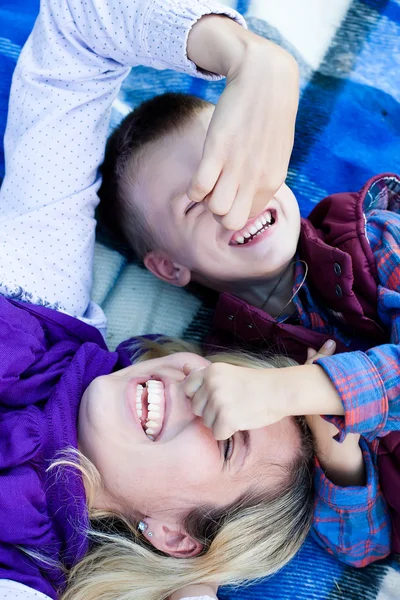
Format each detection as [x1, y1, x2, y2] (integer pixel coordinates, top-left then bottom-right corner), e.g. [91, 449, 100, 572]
[138, 521, 148, 533]
[138, 521, 154, 537]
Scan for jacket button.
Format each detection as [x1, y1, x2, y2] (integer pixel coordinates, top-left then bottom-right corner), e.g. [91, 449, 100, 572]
[228, 315, 234, 321]
[335, 284, 343, 298]
[248, 323, 254, 329]
[334, 263, 341, 276]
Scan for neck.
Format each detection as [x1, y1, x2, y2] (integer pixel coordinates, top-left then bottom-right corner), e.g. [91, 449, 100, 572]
[229, 262, 296, 318]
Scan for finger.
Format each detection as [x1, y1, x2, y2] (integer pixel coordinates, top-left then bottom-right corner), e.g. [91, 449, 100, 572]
[183, 363, 196, 376]
[212, 417, 234, 441]
[191, 387, 209, 417]
[318, 339, 336, 356]
[307, 347, 318, 361]
[183, 367, 206, 398]
[220, 183, 254, 231]
[308, 340, 336, 363]
[247, 186, 274, 219]
[202, 402, 218, 431]
[248, 188, 274, 218]
[206, 169, 239, 217]
[188, 151, 223, 204]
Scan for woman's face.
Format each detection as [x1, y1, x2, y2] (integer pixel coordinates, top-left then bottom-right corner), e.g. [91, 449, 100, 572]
[78, 352, 300, 523]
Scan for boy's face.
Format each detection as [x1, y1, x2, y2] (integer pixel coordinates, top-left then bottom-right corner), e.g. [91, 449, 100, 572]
[136, 107, 301, 290]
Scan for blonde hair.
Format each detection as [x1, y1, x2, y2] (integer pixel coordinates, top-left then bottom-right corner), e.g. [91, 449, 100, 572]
[59, 338, 314, 600]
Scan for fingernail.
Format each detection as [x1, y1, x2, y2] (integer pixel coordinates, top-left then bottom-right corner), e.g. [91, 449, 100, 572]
[325, 339, 335, 348]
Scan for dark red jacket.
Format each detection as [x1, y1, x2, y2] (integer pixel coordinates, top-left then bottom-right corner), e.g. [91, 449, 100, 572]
[209, 173, 400, 553]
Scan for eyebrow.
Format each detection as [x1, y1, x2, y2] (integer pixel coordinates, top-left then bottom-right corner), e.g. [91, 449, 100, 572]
[238, 430, 251, 471]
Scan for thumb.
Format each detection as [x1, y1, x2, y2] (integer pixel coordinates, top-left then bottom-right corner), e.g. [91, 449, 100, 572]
[183, 363, 197, 376]
[183, 364, 206, 398]
[307, 347, 318, 361]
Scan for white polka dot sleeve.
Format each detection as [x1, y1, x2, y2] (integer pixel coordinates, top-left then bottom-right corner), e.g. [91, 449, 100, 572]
[0, 580, 215, 600]
[0, 0, 245, 334]
[0, 579, 51, 599]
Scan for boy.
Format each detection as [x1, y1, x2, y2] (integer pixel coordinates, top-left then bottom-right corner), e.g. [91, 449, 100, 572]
[98, 92, 400, 565]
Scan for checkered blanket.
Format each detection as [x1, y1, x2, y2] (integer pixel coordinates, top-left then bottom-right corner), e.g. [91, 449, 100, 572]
[1, 1, 400, 599]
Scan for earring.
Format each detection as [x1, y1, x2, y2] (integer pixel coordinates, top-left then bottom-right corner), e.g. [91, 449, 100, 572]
[138, 521, 154, 537]
[138, 521, 148, 533]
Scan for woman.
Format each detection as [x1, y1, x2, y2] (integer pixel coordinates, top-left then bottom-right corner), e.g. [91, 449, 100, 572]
[0, 0, 305, 599]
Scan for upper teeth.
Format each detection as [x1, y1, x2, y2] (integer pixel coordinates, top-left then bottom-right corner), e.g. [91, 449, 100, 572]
[136, 380, 164, 441]
[233, 210, 273, 245]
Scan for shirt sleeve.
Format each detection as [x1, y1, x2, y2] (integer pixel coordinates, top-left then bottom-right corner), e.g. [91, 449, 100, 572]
[0, 580, 51, 599]
[0, 0, 245, 333]
[311, 438, 391, 567]
[0, 580, 214, 600]
[316, 209, 400, 441]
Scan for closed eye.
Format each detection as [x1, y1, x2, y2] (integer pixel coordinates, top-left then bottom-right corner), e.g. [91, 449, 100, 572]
[184, 201, 198, 215]
[223, 436, 234, 461]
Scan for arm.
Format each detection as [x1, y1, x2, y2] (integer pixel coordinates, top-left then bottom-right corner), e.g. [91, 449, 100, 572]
[315, 210, 400, 441]
[307, 416, 391, 566]
[300, 211, 400, 565]
[312, 436, 392, 566]
[305, 348, 391, 566]
[0, 0, 244, 332]
[184, 340, 393, 567]
[187, 16, 299, 230]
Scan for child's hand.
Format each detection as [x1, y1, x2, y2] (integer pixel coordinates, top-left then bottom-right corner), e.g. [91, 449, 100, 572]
[183, 362, 287, 440]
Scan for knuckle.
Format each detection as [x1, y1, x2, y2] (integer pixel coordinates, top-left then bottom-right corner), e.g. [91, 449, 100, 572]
[190, 180, 210, 198]
[207, 199, 229, 216]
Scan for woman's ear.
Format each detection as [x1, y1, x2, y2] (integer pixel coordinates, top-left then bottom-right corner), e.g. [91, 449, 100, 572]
[138, 518, 203, 557]
[144, 251, 191, 287]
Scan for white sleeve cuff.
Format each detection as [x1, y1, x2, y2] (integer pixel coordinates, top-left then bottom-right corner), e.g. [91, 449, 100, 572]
[142, 0, 247, 79]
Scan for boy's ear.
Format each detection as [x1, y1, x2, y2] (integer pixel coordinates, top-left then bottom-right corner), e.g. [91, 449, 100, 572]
[144, 251, 191, 287]
[139, 518, 203, 558]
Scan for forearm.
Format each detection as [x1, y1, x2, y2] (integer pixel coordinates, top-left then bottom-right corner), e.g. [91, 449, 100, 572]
[268, 364, 345, 418]
[317, 345, 400, 441]
[306, 416, 365, 486]
[312, 438, 392, 567]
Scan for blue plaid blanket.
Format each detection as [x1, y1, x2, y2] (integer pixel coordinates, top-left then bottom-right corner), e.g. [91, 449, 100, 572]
[1, 1, 400, 599]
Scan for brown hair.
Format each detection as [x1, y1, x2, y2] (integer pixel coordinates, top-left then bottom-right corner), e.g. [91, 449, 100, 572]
[97, 92, 211, 260]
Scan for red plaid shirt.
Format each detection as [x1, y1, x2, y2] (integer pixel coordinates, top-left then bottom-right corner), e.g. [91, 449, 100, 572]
[291, 207, 400, 566]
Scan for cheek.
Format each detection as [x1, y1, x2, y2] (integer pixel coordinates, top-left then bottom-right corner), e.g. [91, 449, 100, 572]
[144, 430, 218, 494]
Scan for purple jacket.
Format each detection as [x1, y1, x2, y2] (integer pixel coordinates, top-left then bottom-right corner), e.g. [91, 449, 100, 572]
[0, 296, 130, 598]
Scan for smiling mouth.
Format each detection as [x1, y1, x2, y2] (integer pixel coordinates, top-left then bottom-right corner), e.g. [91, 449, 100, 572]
[230, 208, 276, 246]
[135, 380, 165, 441]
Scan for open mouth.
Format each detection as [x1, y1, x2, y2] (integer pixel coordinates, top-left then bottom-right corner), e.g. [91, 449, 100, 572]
[230, 208, 276, 246]
[135, 380, 165, 441]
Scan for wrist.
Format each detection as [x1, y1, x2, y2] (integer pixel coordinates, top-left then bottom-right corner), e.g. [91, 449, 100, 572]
[187, 14, 249, 76]
[187, 14, 295, 79]
[282, 365, 345, 418]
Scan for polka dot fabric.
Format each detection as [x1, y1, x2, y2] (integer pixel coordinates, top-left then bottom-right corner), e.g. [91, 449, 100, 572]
[0, 0, 244, 338]
[0, 580, 51, 599]
[0, 579, 215, 600]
